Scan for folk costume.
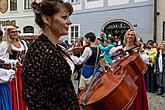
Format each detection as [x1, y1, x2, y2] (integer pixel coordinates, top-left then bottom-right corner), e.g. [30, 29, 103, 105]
[71, 46, 101, 90]
[21, 34, 80, 110]
[0, 69, 15, 110]
[9, 40, 28, 110]
[0, 41, 17, 110]
[98, 43, 114, 65]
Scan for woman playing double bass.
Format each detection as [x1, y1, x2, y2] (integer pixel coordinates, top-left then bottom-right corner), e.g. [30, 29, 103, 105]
[123, 29, 149, 110]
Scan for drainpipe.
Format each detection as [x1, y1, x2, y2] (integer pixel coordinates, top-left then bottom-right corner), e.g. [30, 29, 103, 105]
[153, 0, 157, 42]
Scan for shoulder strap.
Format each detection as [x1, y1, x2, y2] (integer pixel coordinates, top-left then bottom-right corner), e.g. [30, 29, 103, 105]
[20, 40, 27, 52]
[94, 46, 99, 68]
[82, 46, 100, 101]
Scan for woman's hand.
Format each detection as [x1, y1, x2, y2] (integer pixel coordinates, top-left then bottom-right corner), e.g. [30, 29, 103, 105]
[16, 60, 22, 67]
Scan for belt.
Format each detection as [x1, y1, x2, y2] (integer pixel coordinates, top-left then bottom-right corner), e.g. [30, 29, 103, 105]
[0, 64, 11, 69]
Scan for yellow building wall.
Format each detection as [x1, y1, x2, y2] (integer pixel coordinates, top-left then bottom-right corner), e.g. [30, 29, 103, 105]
[157, 0, 165, 43]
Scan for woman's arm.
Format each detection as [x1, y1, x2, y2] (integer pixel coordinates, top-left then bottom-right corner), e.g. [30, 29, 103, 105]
[98, 44, 114, 51]
[0, 68, 15, 83]
[71, 47, 92, 65]
[0, 41, 18, 65]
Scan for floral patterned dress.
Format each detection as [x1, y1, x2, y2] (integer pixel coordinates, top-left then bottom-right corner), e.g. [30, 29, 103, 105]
[21, 34, 80, 110]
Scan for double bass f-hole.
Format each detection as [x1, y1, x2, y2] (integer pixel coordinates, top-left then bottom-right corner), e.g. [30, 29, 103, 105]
[113, 65, 122, 75]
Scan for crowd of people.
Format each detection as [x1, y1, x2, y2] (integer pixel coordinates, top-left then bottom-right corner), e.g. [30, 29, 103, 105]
[0, 0, 165, 110]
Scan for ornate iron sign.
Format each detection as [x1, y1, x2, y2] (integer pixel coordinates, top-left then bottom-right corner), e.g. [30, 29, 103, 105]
[0, 0, 8, 13]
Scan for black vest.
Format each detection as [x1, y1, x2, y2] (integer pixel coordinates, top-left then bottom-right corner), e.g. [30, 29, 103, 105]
[85, 46, 100, 66]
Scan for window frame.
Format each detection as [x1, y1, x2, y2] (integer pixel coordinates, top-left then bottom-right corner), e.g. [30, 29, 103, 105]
[10, 0, 17, 11]
[69, 24, 80, 44]
[23, 26, 34, 33]
[24, 0, 32, 10]
[163, 21, 165, 40]
[69, 0, 80, 4]
[87, 0, 99, 2]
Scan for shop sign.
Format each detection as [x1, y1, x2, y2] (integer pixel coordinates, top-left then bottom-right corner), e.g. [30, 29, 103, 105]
[0, 20, 16, 27]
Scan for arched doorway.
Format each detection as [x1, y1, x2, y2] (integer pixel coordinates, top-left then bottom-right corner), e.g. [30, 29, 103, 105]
[23, 26, 34, 33]
[102, 19, 132, 45]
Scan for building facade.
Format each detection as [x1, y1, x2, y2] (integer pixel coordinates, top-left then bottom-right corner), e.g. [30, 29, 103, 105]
[0, 0, 40, 34]
[0, 0, 155, 43]
[68, 0, 154, 43]
[156, 0, 165, 43]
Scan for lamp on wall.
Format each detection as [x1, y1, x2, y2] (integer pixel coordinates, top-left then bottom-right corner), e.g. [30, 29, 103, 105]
[133, 24, 137, 27]
[157, 12, 160, 15]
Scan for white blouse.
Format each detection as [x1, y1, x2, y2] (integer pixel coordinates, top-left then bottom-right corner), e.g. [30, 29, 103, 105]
[12, 40, 28, 53]
[0, 41, 17, 65]
[71, 47, 92, 65]
[124, 46, 148, 63]
[0, 68, 15, 83]
[64, 56, 75, 74]
[0, 41, 16, 83]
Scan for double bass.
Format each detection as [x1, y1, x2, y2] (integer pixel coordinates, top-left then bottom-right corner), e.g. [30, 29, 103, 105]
[78, 48, 147, 110]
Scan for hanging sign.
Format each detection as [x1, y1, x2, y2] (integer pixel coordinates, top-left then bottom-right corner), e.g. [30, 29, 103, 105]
[0, 0, 8, 13]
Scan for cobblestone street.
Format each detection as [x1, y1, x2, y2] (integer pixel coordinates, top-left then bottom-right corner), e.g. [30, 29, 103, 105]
[72, 79, 165, 110]
[147, 92, 165, 110]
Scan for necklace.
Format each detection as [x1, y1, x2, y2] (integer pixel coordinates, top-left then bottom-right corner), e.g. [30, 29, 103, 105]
[12, 41, 21, 48]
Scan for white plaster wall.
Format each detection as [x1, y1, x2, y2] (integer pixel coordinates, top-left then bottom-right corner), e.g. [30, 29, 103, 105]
[134, 0, 148, 3]
[157, 0, 165, 43]
[72, 3, 82, 10]
[108, 0, 129, 6]
[85, 0, 103, 9]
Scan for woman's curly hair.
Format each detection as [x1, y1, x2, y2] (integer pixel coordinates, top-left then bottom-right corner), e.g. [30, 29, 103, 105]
[31, 0, 73, 29]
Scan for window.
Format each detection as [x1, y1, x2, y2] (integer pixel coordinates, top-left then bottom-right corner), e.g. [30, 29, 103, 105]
[87, 0, 99, 2]
[70, 0, 80, 4]
[163, 22, 165, 40]
[134, 0, 148, 3]
[24, 0, 32, 9]
[23, 26, 34, 33]
[70, 25, 80, 43]
[10, 0, 17, 11]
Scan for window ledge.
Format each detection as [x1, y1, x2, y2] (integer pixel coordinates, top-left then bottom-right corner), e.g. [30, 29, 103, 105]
[23, 9, 33, 12]
[9, 10, 19, 13]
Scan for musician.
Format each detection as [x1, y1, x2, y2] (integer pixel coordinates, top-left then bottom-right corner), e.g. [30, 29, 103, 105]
[2, 25, 28, 110]
[71, 32, 101, 91]
[21, 0, 80, 109]
[98, 35, 115, 65]
[0, 29, 17, 110]
[123, 29, 149, 110]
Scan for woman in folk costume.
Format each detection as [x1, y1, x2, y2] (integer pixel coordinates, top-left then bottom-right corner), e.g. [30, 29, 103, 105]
[156, 41, 165, 97]
[71, 32, 101, 91]
[2, 26, 28, 110]
[0, 29, 18, 110]
[123, 29, 149, 110]
[98, 35, 115, 65]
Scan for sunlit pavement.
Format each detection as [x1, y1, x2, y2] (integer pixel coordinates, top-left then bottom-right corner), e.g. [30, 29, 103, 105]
[147, 92, 165, 110]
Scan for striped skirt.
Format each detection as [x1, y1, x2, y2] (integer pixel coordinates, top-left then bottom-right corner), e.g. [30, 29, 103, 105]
[0, 83, 12, 110]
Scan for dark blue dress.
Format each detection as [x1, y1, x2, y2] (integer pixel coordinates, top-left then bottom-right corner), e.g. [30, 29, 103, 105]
[0, 82, 12, 110]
